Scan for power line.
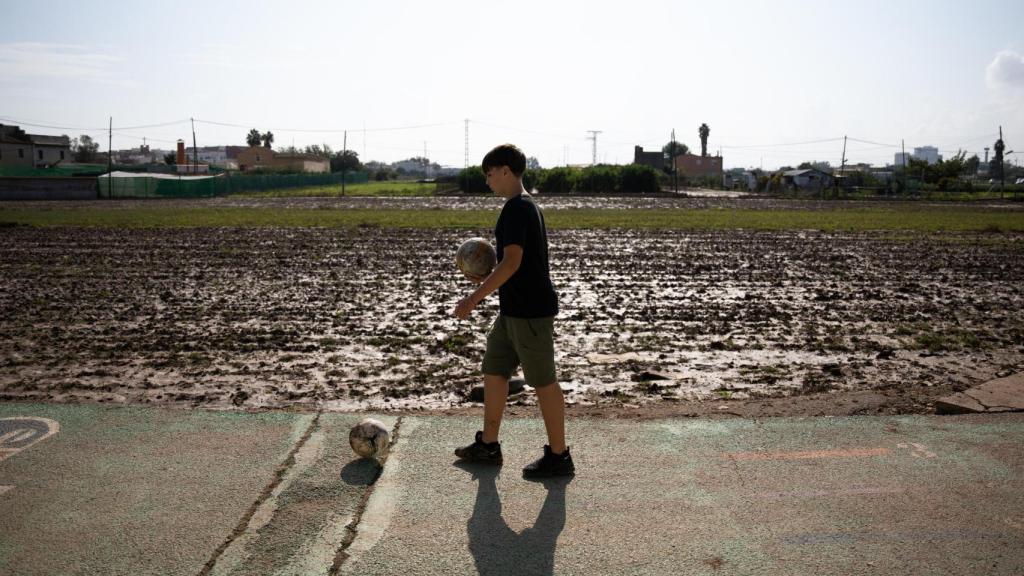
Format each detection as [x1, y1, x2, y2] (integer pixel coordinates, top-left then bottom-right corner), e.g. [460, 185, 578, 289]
[720, 137, 845, 149]
[0, 116, 191, 131]
[193, 119, 459, 134]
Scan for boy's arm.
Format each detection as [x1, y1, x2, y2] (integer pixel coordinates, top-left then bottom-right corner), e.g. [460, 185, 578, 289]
[454, 244, 523, 320]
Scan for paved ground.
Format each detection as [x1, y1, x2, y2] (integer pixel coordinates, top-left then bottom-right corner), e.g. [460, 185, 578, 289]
[1, 403, 1022, 575]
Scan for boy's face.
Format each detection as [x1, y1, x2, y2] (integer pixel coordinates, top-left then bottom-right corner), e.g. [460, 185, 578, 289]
[484, 165, 517, 197]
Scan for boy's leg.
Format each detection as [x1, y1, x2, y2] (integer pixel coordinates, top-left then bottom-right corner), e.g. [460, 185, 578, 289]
[534, 382, 566, 454]
[482, 374, 509, 443]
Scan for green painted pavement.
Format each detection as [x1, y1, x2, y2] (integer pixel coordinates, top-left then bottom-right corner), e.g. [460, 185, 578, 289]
[2, 403, 1022, 575]
[344, 414, 1024, 575]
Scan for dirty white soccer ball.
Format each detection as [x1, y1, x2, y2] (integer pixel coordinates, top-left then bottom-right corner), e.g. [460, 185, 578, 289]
[349, 418, 390, 460]
[456, 237, 497, 279]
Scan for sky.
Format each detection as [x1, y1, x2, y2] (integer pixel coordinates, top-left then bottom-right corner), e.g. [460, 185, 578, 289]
[2, 0, 1023, 170]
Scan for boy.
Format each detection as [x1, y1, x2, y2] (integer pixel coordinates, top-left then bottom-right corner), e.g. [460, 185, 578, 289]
[453, 143, 574, 478]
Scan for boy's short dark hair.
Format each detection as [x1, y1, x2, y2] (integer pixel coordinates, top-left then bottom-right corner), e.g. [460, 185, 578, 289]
[482, 144, 527, 177]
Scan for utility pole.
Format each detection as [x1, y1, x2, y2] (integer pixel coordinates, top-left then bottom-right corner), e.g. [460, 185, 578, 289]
[191, 118, 198, 175]
[107, 117, 112, 199]
[464, 119, 469, 169]
[587, 130, 602, 166]
[835, 135, 847, 198]
[998, 126, 1006, 191]
[342, 130, 347, 197]
[671, 128, 678, 194]
[901, 139, 907, 195]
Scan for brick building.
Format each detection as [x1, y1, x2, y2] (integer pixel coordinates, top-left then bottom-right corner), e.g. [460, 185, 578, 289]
[633, 145, 664, 170]
[674, 153, 723, 178]
[236, 146, 329, 173]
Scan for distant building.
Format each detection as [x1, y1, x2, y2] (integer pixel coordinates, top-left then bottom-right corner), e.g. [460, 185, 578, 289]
[115, 144, 166, 165]
[235, 146, 328, 173]
[782, 168, 832, 192]
[674, 153, 723, 178]
[0, 124, 71, 168]
[894, 152, 911, 167]
[912, 146, 940, 165]
[275, 153, 329, 173]
[633, 146, 664, 170]
[185, 146, 240, 170]
[392, 158, 438, 177]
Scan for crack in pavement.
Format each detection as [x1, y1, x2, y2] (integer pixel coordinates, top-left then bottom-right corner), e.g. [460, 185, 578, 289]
[329, 415, 406, 575]
[197, 412, 322, 576]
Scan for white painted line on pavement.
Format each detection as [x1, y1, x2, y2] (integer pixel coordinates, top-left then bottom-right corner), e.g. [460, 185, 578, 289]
[342, 418, 420, 570]
[274, 510, 354, 576]
[210, 416, 321, 576]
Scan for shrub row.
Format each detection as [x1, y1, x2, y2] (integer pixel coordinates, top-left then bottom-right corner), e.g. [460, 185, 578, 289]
[457, 164, 663, 194]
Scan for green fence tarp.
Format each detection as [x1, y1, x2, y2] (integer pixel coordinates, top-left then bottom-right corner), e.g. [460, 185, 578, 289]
[94, 171, 369, 198]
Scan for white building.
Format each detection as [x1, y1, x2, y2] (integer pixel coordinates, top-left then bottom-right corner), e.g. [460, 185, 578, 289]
[912, 146, 940, 165]
[894, 152, 911, 167]
[186, 146, 228, 165]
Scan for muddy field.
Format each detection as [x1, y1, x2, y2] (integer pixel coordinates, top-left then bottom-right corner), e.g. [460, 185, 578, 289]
[1, 201, 1022, 418]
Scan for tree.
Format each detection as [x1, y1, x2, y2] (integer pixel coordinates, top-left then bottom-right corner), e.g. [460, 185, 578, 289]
[993, 133, 1005, 184]
[457, 166, 488, 193]
[527, 156, 541, 170]
[662, 140, 690, 159]
[303, 144, 333, 158]
[164, 152, 176, 165]
[699, 123, 711, 157]
[72, 134, 100, 163]
[331, 150, 361, 173]
[964, 154, 980, 175]
[246, 129, 261, 147]
[261, 131, 274, 148]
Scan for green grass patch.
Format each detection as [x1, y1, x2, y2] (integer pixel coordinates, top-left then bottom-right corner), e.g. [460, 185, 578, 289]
[2, 206, 1024, 232]
[231, 181, 437, 197]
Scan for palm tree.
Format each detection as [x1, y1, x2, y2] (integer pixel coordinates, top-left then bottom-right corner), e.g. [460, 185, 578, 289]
[246, 129, 261, 147]
[261, 131, 274, 149]
[699, 123, 710, 157]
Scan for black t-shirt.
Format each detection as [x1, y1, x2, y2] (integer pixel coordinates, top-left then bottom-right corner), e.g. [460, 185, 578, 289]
[495, 193, 558, 318]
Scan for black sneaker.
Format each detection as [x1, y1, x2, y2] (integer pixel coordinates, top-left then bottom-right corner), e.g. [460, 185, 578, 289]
[522, 445, 575, 478]
[454, 431, 503, 465]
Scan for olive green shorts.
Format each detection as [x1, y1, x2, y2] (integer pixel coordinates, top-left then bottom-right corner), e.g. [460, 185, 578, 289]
[481, 315, 557, 388]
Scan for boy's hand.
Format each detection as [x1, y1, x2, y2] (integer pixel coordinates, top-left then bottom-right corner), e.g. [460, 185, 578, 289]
[454, 296, 477, 320]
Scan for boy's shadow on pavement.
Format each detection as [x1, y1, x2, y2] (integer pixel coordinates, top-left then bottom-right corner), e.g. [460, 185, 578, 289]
[454, 461, 571, 576]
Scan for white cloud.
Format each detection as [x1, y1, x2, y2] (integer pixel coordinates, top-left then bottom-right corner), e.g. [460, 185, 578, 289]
[0, 42, 128, 84]
[986, 50, 1024, 92]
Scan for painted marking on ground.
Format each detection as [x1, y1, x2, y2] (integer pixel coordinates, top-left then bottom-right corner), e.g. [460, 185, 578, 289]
[0, 417, 60, 462]
[782, 529, 1006, 545]
[756, 486, 904, 499]
[209, 415, 320, 576]
[274, 510, 354, 576]
[722, 447, 892, 461]
[342, 418, 420, 569]
[897, 442, 936, 458]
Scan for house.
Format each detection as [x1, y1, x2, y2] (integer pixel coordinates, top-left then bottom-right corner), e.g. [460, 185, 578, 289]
[724, 168, 760, 191]
[116, 144, 164, 165]
[0, 124, 72, 168]
[275, 153, 329, 173]
[185, 146, 240, 170]
[674, 153, 723, 178]
[782, 168, 833, 191]
[633, 146, 664, 170]
[236, 146, 275, 171]
[235, 146, 329, 173]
